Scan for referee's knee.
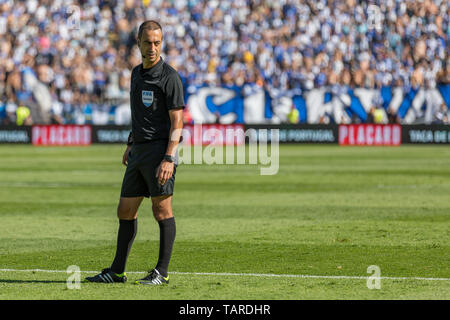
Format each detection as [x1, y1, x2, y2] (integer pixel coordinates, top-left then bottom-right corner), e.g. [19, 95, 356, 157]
[117, 203, 138, 220]
[152, 203, 172, 221]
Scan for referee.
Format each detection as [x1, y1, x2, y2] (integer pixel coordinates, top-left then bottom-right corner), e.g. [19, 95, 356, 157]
[86, 20, 184, 285]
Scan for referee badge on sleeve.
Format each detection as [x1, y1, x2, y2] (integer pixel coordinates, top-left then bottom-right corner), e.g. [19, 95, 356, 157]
[142, 90, 154, 107]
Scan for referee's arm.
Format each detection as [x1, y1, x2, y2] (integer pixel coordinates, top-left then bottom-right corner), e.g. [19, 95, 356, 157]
[156, 108, 183, 185]
[122, 132, 133, 166]
[166, 108, 184, 157]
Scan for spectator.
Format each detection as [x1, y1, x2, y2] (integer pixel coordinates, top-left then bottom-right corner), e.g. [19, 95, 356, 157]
[0, 0, 448, 125]
[16, 105, 32, 126]
[434, 103, 449, 124]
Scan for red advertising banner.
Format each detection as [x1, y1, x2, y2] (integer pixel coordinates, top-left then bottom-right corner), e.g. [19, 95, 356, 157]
[32, 125, 92, 146]
[181, 124, 245, 146]
[338, 124, 402, 146]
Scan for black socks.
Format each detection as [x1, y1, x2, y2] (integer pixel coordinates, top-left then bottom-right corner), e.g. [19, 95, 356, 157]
[110, 219, 137, 274]
[109, 217, 175, 278]
[155, 217, 176, 278]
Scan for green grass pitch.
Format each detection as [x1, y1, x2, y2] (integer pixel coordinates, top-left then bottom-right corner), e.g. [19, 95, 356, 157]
[0, 144, 449, 299]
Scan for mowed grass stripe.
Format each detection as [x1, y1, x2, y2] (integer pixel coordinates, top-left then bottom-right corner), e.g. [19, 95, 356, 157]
[1, 241, 448, 278]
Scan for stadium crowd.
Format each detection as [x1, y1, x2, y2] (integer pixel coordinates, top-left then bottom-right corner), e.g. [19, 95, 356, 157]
[0, 0, 449, 125]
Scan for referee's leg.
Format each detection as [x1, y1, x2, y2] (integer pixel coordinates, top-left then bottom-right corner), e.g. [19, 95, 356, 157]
[152, 195, 176, 278]
[110, 197, 143, 274]
[118, 196, 144, 220]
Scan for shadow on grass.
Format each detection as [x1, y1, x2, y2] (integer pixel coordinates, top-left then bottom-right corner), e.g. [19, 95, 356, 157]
[0, 279, 68, 284]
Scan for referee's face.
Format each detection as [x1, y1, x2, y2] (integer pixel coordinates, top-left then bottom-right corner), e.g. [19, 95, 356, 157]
[138, 29, 163, 68]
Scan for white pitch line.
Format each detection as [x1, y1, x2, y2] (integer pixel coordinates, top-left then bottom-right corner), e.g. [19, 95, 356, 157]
[0, 268, 449, 281]
[170, 271, 450, 281]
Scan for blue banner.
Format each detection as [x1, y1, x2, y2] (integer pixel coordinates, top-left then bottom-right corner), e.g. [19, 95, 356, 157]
[185, 84, 450, 125]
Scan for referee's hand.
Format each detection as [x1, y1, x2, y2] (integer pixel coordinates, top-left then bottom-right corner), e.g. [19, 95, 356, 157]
[156, 160, 174, 185]
[122, 146, 131, 166]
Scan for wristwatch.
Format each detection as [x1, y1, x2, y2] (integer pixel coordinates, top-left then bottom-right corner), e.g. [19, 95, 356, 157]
[163, 155, 175, 163]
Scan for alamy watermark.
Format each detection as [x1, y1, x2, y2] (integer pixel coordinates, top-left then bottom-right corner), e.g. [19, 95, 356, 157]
[172, 125, 280, 175]
[38, 4, 81, 32]
[366, 265, 381, 290]
[66, 265, 81, 289]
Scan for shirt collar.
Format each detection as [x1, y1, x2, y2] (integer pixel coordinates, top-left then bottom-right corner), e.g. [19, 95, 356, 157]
[140, 57, 164, 78]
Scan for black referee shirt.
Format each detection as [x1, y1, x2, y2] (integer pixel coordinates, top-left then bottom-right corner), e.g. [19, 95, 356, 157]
[130, 58, 185, 143]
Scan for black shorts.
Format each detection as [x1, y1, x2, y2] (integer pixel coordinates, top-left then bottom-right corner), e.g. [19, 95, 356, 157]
[120, 140, 177, 198]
